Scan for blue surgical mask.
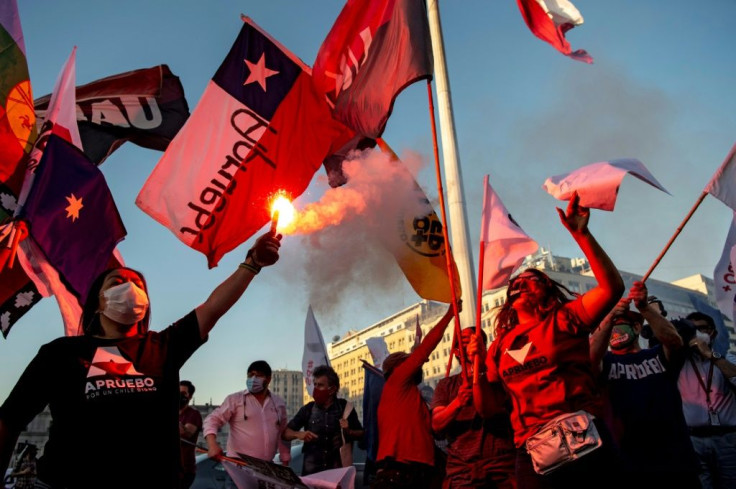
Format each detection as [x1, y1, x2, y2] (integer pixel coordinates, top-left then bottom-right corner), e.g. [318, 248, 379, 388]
[246, 376, 265, 394]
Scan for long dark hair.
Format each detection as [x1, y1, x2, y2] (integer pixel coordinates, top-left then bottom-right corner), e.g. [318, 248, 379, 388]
[494, 268, 577, 337]
[81, 267, 151, 336]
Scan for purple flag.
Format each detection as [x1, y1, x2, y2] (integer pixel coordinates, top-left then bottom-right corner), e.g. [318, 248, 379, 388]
[18, 134, 126, 300]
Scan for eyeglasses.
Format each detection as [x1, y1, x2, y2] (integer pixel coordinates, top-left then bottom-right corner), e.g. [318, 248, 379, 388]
[510, 274, 541, 288]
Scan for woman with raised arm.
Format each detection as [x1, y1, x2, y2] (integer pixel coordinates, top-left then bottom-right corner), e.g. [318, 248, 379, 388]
[475, 192, 624, 489]
[0, 231, 281, 489]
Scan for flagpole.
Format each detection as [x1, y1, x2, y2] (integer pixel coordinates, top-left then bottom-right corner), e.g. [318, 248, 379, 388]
[474, 239, 485, 384]
[642, 191, 708, 282]
[426, 0, 478, 330]
[424, 85, 468, 382]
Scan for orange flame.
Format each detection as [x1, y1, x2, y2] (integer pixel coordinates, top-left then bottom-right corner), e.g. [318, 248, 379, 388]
[270, 194, 295, 232]
[281, 187, 367, 235]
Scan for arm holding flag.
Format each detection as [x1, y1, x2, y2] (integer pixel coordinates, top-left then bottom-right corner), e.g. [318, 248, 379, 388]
[589, 298, 629, 373]
[195, 231, 281, 338]
[557, 192, 624, 325]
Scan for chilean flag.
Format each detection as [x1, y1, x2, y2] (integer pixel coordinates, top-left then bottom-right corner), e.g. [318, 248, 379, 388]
[517, 0, 593, 63]
[137, 17, 346, 267]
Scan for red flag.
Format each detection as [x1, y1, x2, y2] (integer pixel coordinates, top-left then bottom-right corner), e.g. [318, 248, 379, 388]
[516, 0, 593, 63]
[313, 0, 433, 186]
[314, 0, 433, 138]
[480, 176, 539, 291]
[137, 18, 345, 267]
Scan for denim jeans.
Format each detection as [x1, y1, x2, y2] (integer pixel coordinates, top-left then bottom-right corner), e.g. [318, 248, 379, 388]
[690, 431, 736, 489]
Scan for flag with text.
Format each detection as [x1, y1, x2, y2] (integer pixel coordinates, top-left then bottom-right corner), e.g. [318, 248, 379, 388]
[714, 212, 736, 326]
[313, 0, 433, 186]
[34, 64, 190, 166]
[137, 17, 345, 267]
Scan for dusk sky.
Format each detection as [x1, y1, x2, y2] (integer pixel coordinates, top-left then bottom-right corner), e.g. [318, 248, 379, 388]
[2, 0, 735, 405]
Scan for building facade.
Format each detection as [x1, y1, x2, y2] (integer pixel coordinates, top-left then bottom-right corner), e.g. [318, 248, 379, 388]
[270, 369, 304, 420]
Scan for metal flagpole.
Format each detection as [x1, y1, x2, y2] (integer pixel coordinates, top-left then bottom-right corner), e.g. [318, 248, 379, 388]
[426, 0, 477, 329]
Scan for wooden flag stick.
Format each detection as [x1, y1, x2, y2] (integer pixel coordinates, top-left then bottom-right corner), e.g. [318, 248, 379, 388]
[425, 80, 467, 382]
[473, 240, 486, 384]
[642, 191, 708, 282]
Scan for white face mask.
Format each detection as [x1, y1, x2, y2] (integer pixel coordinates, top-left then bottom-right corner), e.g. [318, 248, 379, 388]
[101, 282, 149, 325]
[695, 330, 712, 345]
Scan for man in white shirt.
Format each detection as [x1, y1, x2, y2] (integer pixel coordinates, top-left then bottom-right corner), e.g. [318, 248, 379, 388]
[204, 360, 290, 473]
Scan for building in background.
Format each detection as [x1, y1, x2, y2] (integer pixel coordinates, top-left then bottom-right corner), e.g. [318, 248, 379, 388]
[270, 369, 304, 419]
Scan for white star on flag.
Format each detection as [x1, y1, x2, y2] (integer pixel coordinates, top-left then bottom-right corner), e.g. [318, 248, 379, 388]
[243, 53, 279, 90]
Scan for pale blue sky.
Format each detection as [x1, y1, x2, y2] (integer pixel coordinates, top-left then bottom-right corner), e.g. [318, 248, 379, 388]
[2, 0, 735, 405]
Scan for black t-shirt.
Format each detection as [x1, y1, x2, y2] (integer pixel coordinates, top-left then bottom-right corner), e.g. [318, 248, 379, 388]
[602, 345, 698, 473]
[0, 311, 204, 489]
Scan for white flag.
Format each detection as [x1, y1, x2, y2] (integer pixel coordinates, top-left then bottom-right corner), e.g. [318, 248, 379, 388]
[705, 143, 736, 210]
[302, 305, 330, 396]
[365, 336, 390, 370]
[542, 158, 669, 211]
[481, 176, 539, 291]
[714, 212, 736, 321]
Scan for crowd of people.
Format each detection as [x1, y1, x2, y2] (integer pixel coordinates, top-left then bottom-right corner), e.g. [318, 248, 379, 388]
[0, 194, 735, 489]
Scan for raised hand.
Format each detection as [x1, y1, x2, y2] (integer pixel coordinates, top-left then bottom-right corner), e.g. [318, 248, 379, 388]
[556, 191, 590, 235]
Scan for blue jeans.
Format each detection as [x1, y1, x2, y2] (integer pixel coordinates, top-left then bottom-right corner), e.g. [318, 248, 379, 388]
[690, 431, 736, 489]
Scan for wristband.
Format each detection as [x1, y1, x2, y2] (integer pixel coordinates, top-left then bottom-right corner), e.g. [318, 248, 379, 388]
[239, 261, 260, 275]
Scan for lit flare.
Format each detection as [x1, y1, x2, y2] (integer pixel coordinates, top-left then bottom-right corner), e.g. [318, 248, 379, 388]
[270, 194, 295, 232]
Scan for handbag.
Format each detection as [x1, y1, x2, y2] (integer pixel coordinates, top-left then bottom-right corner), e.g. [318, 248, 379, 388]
[524, 410, 602, 475]
[339, 401, 354, 467]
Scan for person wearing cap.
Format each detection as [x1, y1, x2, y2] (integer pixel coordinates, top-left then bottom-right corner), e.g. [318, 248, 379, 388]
[431, 327, 515, 489]
[203, 360, 290, 474]
[590, 281, 700, 488]
[677, 311, 736, 489]
[371, 304, 457, 489]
